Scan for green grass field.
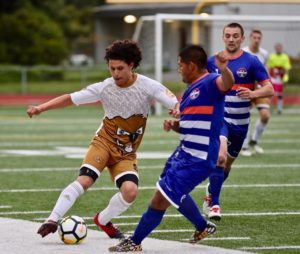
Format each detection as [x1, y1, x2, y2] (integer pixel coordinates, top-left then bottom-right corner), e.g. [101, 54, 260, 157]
[0, 105, 300, 253]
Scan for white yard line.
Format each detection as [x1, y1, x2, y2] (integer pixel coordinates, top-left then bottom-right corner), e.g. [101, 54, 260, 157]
[0, 183, 299, 193]
[0, 205, 12, 209]
[240, 246, 300, 250]
[0, 163, 300, 173]
[5, 210, 300, 218]
[0, 183, 300, 193]
[182, 237, 251, 241]
[1, 138, 300, 147]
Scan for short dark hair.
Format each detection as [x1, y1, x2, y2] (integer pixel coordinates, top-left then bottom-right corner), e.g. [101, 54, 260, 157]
[104, 39, 142, 69]
[250, 29, 262, 36]
[179, 45, 207, 69]
[223, 22, 244, 36]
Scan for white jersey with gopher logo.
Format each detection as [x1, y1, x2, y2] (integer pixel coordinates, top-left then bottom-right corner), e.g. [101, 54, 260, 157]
[70, 74, 178, 153]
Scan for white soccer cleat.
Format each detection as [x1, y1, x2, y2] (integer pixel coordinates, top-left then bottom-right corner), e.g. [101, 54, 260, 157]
[208, 205, 221, 221]
[202, 183, 211, 216]
[240, 148, 252, 157]
[249, 140, 264, 154]
[254, 144, 264, 154]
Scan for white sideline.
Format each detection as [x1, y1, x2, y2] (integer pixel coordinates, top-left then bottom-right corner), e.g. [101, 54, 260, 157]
[0, 217, 251, 254]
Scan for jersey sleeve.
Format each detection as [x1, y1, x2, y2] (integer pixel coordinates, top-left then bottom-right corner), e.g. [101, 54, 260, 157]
[207, 73, 224, 99]
[148, 80, 178, 109]
[207, 56, 218, 73]
[70, 82, 102, 105]
[252, 56, 270, 83]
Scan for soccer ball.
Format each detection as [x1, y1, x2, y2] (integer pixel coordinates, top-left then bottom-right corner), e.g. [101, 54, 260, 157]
[58, 215, 87, 244]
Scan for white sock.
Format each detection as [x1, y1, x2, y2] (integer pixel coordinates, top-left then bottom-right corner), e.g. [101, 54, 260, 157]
[242, 134, 249, 149]
[252, 119, 267, 142]
[98, 192, 131, 225]
[48, 181, 84, 222]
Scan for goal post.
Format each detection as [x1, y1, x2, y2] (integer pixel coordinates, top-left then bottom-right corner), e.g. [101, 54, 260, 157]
[133, 13, 300, 115]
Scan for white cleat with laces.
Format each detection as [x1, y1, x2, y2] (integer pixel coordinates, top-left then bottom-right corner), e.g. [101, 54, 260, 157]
[208, 205, 222, 221]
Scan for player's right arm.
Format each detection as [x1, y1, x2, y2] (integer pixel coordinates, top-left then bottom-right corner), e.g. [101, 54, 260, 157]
[27, 94, 73, 118]
[214, 51, 235, 92]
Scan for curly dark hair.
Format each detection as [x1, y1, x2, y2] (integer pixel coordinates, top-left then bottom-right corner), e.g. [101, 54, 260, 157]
[104, 39, 142, 69]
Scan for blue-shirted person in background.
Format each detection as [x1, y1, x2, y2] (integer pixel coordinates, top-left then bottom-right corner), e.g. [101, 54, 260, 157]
[202, 23, 274, 221]
[108, 45, 235, 252]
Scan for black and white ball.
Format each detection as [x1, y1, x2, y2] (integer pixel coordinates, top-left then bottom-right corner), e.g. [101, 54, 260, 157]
[58, 215, 87, 244]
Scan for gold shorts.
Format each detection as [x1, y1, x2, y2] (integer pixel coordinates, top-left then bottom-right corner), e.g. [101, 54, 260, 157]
[81, 136, 138, 183]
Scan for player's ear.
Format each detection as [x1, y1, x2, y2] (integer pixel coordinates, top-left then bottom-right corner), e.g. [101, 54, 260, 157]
[129, 62, 135, 70]
[241, 35, 245, 43]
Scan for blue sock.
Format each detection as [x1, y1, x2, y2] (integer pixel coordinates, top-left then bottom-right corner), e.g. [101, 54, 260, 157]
[131, 207, 165, 244]
[178, 194, 207, 232]
[209, 166, 224, 206]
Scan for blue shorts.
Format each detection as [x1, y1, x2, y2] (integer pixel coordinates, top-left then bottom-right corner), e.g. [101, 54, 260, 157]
[157, 147, 211, 209]
[220, 122, 248, 158]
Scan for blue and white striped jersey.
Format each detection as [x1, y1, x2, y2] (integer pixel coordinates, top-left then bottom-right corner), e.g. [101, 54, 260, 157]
[179, 73, 224, 169]
[207, 50, 270, 132]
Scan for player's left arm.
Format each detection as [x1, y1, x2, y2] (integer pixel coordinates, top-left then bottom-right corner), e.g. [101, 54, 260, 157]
[237, 80, 274, 99]
[237, 57, 274, 99]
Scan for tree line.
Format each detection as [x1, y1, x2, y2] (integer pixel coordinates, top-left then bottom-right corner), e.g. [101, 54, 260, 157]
[0, 0, 104, 65]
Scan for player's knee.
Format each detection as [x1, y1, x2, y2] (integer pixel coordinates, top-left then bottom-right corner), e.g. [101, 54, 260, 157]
[76, 175, 94, 191]
[117, 174, 139, 203]
[217, 154, 226, 167]
[120, 183, 138, 203]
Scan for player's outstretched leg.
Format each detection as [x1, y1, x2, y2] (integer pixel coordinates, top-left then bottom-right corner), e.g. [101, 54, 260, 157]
[37, 180, 85, 238]
[37, 220, 58, 237]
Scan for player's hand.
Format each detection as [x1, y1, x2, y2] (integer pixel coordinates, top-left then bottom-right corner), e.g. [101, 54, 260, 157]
[236, 87, 253, 99]
[214, 51, 228, 70]
[169, 103, 180, 118]
[27, 105, 42, 118]
[163, 119, 180, 132]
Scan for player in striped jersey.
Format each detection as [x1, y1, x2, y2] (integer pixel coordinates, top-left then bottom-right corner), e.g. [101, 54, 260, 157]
[109, 45, 235, 252]
[202, 23, 274, 221]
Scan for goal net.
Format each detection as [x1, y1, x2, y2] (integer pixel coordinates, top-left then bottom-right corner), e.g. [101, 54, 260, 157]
[132, 13, 300, 114]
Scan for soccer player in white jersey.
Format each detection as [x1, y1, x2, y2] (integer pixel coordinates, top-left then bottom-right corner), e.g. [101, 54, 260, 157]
[241, 29, 271, 156]
[27, 39, 179, 239]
